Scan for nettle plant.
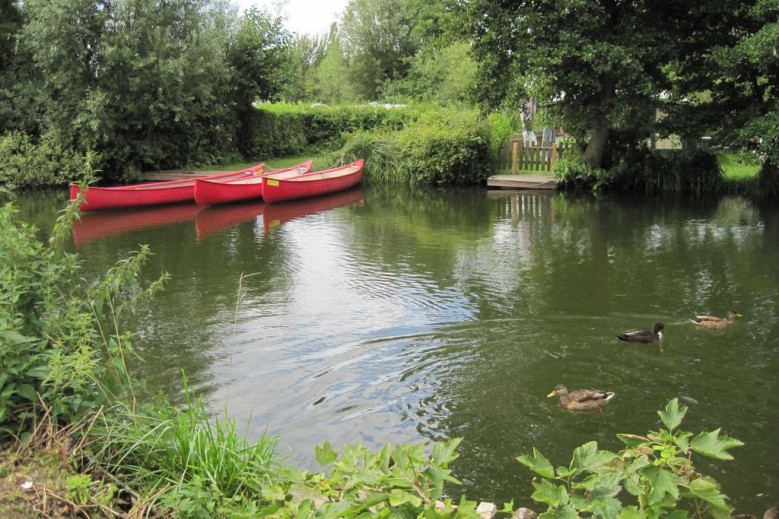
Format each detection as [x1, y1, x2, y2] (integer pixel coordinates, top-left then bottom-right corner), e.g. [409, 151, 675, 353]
[518, 399, 743, 519]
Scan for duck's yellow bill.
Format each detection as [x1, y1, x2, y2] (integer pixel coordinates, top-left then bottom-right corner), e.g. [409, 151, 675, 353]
[547, 391, 556, 398]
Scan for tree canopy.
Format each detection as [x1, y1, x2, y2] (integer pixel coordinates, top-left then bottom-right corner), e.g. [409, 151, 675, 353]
[0, 0, 777, 182]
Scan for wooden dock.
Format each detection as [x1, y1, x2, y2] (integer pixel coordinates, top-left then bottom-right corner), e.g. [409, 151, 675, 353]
[487, 174, 560, 190]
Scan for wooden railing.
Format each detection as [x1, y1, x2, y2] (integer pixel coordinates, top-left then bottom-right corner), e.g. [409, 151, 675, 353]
[499, 133, 562, 173]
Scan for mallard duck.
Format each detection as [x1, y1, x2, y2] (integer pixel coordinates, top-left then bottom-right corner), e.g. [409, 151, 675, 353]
[690, 310, 741, 329]
[547, 385, 616, 410]
[617, 322, 664, 343]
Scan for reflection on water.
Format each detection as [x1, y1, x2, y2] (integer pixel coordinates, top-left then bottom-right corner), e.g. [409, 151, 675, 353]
[15, 187, 779, 515]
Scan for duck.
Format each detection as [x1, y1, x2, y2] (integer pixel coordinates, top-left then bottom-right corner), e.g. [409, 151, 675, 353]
[547, 385, 616, 410]
[617, 322, 664, 343]
[690, 310, 741, 329]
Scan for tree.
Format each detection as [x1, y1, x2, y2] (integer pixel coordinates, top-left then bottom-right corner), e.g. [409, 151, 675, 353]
[308, 27, 362, 103]
[468, 0, 750, 169]
[340, 0, 419, 100]
[706, 0, 778, 172]
[226, 6, 291, 155]
[20, 0, 238, 178]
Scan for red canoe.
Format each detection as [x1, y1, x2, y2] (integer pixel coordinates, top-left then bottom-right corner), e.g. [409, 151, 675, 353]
[69, 163, 265, 212]
[261, 159, 364, 204]
[193, 160, 313, 206]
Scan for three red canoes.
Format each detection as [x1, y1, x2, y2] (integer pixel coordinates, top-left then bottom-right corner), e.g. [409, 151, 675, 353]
[69, 163, 265, 212]
[193, 160, 313, 206]
[261, 159, 364, 204]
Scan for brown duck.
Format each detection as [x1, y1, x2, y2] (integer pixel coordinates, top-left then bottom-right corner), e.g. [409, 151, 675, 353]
[691, 310, 741, 329]
[547, 385, 616, 410]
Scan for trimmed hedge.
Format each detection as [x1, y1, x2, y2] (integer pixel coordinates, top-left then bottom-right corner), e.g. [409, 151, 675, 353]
[244, 103, 421, 159]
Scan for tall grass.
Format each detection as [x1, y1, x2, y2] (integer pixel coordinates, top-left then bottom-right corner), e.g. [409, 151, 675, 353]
[88, 395, 281, 515]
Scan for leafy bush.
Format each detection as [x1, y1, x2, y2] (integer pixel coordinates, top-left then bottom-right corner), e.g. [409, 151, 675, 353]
[0, 195, 166, 438]
[0, 130, 90, 189]
[338, 108, 495, 185]
[518, 399, 742, 518]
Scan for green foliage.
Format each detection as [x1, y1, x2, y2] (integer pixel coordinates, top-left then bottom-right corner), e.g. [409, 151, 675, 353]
[468, 0, 754, 169]
[0, 130, 90, 188]
[90, 394, 282, 517]
[518, 399, 743, 518]
[337, 108, 495, 185]
[340, 0, 420, 100]
[289, 438, 481, 518]
[65, 473, 93, 505]
[0, 193, 166, 437]
[247, 102, 419, 159]
[382, 42, 478, 105]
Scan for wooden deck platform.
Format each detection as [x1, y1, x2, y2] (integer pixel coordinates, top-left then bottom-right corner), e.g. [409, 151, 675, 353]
[487, 174, 559, 190]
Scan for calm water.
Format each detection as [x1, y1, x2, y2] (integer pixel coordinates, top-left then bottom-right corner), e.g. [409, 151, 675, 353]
[15, 187, 779, 515]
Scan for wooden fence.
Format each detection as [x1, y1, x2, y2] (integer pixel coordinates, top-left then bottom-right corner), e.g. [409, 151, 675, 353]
[498, 133, 562, 173]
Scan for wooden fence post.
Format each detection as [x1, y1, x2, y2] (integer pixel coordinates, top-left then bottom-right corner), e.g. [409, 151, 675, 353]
[511, 141, 518, 175]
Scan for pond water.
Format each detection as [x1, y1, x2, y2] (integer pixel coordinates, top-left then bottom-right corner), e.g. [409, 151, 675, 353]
[16, 187, 779, 515]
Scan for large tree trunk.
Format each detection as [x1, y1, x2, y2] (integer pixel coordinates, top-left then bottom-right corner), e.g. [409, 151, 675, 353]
[583, 122, 610, 169]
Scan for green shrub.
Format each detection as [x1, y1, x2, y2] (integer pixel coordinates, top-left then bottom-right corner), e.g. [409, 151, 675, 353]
[0, 130, 91, 189]
[0, 195, 166, 438]
[518, 399, 741, 518]
[337, 108, 495, 186]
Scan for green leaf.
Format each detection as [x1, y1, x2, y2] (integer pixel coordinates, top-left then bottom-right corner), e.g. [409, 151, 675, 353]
[689, 429, 744, 460]
[617, 506, 643, 519]
[314, 441, 339, 467]
[640, 465, 680, 505]
[25, 365, 49, 378]
[0, 330, 40, 345]
[517, 448, 555, 479]
[569, 441, 616, 475]
[17, 383, 36, 402]
[422, 465, 445, 489]
[531, 479, 569, 507]
[388, 488, 421, 507]
[430, 438, 461, 466]
[658, 398, 687, 432]
[616, 433, 648, 449]
[682, 477, 731, 511]
[554, 504, 580, 519]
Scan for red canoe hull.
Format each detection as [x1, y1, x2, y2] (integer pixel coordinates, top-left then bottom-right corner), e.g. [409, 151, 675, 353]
[193, 160, 313, 206]
[261, 159, 364, 204]
[69, 163, 264, 212]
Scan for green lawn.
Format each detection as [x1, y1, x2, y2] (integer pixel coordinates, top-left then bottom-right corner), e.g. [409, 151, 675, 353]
[718, 152, 761, 180]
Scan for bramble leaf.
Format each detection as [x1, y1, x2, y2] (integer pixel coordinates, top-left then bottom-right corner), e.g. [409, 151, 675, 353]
[518, 448, 555, 479]
[640, 466, 681, 505]
[570, 441, 616, 475]
[314, 441, 338, 467]
[658, 398, 687, 432]
[531, 479, 569, 507]
[689, 429, 744, 460]
[682, 477, 731, 511]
